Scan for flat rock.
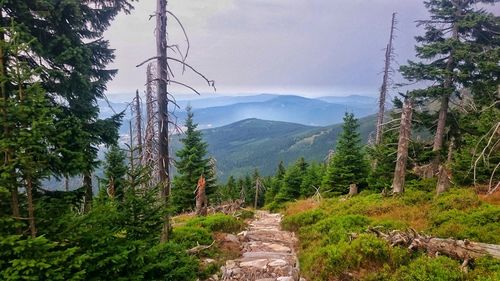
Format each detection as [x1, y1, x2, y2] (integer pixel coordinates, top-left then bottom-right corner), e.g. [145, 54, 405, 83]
[239, 258, 268, 269]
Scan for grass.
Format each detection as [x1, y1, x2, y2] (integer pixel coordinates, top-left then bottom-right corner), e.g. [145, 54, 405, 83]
[281, 187, 500, 280]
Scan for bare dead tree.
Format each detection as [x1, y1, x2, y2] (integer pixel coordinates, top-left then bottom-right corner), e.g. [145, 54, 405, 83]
[134, 90, 143, 165]
[137, 0, 215, 241]
[375, 12, 397, 146]
[144, 63, 156, 170]
[392, 97, 414, 194]
[253, 177, 265, 210]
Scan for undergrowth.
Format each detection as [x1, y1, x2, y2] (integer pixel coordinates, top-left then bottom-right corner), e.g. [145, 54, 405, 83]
[282, 188, 500, 280]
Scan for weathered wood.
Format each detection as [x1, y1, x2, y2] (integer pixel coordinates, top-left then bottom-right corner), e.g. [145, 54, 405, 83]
[348, 184, 358, 196]
[392, 98, 413, 194]
[196, 175, 208, 216]
[369, 228, 500, 263]
[134, 90, 143, 165]
[156, 0, 170, 242]
[375, 12, 397, 146]
[186, 240, 215, 255]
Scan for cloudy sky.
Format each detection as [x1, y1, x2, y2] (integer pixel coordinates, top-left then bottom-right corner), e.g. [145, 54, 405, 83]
[104, 0, 435, 101]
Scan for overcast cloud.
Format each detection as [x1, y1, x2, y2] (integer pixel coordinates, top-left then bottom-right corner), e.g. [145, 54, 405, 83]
[104, 0, 435, 101]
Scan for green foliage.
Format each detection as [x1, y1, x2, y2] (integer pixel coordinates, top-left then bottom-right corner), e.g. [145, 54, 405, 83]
[185, 213, 244, 233]
[0, 235, 87, 281]
[101, 145, 127, 200]
[275, 157, 308, 203]
[281, 209, 326, 232]
[171, 226, 212, 249]
[392, 255, 464, 281]
[141, 242, 199, 281]
[173, 106, 216, 213]
[322, 113, 369, 194]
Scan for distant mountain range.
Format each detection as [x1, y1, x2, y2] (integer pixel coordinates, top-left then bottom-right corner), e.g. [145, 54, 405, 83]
[99, 94, 379, 132]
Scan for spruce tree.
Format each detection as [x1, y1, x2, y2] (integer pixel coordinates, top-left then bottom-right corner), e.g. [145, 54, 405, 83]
[300, 162, 325, 197]
[275, 158, 308, 203]
[400, 0, 499, 174]
[1, 1, 133, 211]
[101, 145, 127, 200]
[172, 107, 214, 213]
[322, 113, 368, 194]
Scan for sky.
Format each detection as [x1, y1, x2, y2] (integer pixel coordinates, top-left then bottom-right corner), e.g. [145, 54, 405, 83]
[104, 0, 435, 101]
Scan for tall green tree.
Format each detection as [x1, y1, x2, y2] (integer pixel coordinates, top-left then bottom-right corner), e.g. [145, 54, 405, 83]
[322, 113, 368, 194]
[0, 0, 134, 212]
[172, 107, 214, 213]
[400, 0, 499, 176]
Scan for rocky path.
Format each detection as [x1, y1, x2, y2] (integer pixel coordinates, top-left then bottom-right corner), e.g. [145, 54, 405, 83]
[221, 211, 305, 281]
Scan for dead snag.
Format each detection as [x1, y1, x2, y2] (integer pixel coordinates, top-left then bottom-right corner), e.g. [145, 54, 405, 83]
[195, 175, 208, 216]
[392, 97, 413, 194]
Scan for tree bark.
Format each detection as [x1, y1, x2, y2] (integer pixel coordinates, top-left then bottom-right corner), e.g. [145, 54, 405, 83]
[157, 0, 170, 241]
[436, 138, 454, 194]
[254, 178, 261, 209]
[375, 12, 396, 146]
[135, 90, 143, 165]
[369, 228, 500, 265]
[144, 64, 155, 170]
[392, 98, 414, 194]
[26, 178, 36, 238]
[196, 175, 207, 216]
[348, 184, 358, 196]
[83, 172, 93, 213]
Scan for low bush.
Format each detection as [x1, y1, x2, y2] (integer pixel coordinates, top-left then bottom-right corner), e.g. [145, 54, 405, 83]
[171, 226, 212, 248]
[392, 255, 464, 281]
[281, 209, 326, 232]
[185, 214, 244, 233]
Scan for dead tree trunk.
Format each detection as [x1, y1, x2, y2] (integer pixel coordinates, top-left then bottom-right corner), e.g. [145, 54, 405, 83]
[348, 184, 358, 196]
[83, 172, 93, 213]
[156, 0, 170, 242]
[369, 228, 500, 267]
[196, 175, 207, 216]
[392, 97, 413, 194]
[144, 64, 156, 169]
[375, 12, 397, 146]
[26, 177, 36, 238]
[254, 178, 261, 209]
[436, 138, 454, 194]
[134, 90, 143, 165]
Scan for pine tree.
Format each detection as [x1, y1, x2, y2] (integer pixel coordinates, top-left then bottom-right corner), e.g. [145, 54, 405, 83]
[275, 158, 308, 203]
[400, 0, 499, 177]
[300, 162, 325, 197]
[172, 107, 214, 213]
[322, 113, 368, 194]
[0, 1, 133, 212]
[101, 145, 127, 200]
[264, 161, 287, 204]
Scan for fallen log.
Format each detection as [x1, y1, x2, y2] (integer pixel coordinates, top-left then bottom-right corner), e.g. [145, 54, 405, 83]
[368, 227, 500, 269]
[186, 240, 216, 255]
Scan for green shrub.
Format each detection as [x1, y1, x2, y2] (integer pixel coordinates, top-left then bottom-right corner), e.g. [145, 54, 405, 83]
[0, 235, 87, 281]
[282, 209, 326, 232]
[301, 234, 391, 280]
[406, 178, 437, 192]
[469, 257, 500, 281]
[236, 209, 255, 220]
[392, 255, 464, 281]
[171, 226, 212, 248]
[142, 242, 199, 281]
[185, 214, 244, 233]
[402, 188, 433, 205]
[432, 189, 482, 212]
[370, 219, 409, 231]
[429, 204, 500, 243]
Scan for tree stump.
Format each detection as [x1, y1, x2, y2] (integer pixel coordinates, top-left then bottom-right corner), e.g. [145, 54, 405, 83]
[348, 184, 358, 196]
[196, 175, 208, 216]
